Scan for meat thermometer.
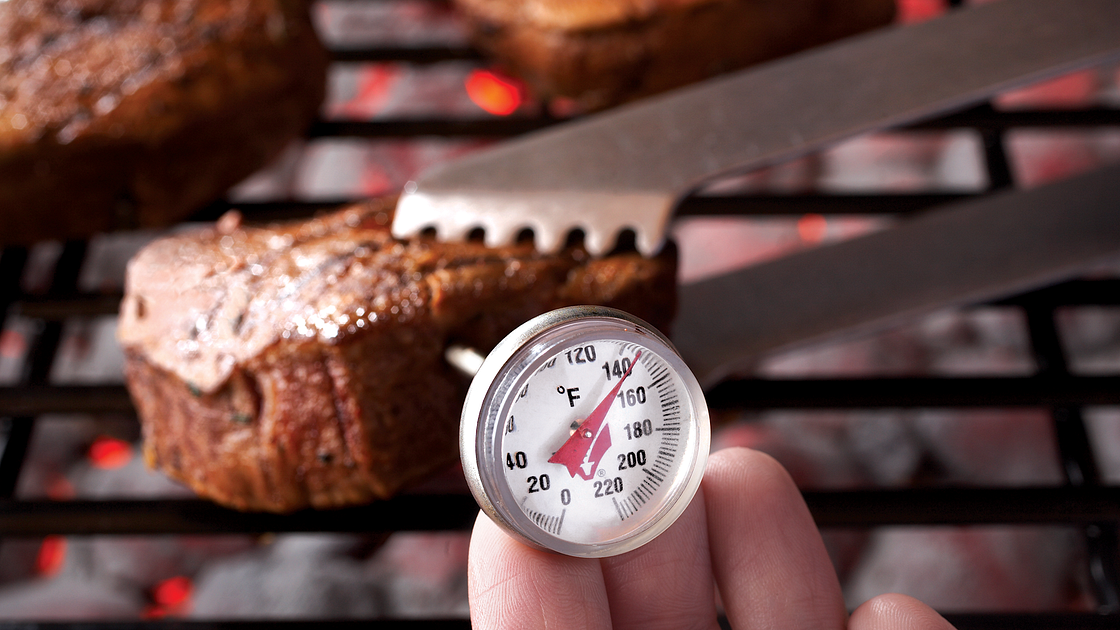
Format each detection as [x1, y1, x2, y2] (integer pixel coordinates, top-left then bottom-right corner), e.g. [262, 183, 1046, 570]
[460, 306, 710, 557]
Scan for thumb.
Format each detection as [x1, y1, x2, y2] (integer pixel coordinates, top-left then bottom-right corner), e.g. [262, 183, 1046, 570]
[849, 593, 956, 630]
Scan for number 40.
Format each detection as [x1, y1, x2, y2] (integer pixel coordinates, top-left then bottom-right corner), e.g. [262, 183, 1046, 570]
[506, 451, 527, 469]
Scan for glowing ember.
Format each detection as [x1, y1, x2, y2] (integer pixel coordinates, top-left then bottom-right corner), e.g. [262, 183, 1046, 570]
[797, 213, 828, 244]
[896, 0, 945, 23]
[997, 71, 1097, 110]
[88, 436, 133, 470]
[465, 69, 524, 116]
[144, 575, 194, 618]
[36, 536, 66, 576]
[0, 329, 26, 358]
[153, 576, 193, 607]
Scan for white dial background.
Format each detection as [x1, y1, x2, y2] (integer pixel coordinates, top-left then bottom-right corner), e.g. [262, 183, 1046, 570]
[494, 338, 693, 546]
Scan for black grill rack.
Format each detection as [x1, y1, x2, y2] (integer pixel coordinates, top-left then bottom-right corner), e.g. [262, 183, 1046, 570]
[3, 0, 1120, 627]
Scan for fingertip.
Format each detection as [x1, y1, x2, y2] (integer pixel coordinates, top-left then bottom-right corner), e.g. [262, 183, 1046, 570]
[706, 447, 797, 492]
[704, 447, 806, 531]
[850, 593, 957, 630]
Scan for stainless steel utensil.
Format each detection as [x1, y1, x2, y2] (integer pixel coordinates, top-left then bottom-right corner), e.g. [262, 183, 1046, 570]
[392, 0, 1120, 256]
[673, 163, 1120, 385]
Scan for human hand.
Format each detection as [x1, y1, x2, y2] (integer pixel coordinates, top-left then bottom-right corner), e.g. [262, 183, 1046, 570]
[468, 446, 955, 629]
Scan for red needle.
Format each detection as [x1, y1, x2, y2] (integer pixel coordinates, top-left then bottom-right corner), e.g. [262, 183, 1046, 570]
[549, 350, 642, 480]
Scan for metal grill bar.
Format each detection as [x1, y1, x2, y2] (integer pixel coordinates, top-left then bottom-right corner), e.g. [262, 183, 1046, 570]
[675, 192, 976, 217]
[0, 621, 551, 630]
[5, 614, 1120, 630]
[979, 126, 1014, 192]
[0, 408, 33, 499]
[19, 243, 87, 386]
[0, 248, 30, 499]
[2, 487, 1119, 536]
[3, 374, 1119, 417]
[329, 45, 480, 64]
[0, 242, 87, 498]
[15, 294, 126, 320]
[705, 376, 1120, 410]
[0, 496, 480, 536]
[911, 103, 1120, 130]
[806, 487, 1120, 527]
[304, 117, 551, 138]
[0, 247, 27, 330]
[13, 277, 1120, 323]
[979, 110, 1120, 612]
[6, 613, 1120, 630]
[1024, 295, 1120, 611]
[306, 104, 1120, 139]
[944, 613, 1120, 630]
[998, 279, 1120, 308]
[0, 386, 136, 415]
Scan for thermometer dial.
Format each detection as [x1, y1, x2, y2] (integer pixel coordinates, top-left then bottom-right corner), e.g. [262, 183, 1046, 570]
[461, 306, 710, 558]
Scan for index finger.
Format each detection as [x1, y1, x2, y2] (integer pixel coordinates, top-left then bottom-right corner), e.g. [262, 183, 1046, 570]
[704, 447, 848, 630]
[467, 511, 612, 630]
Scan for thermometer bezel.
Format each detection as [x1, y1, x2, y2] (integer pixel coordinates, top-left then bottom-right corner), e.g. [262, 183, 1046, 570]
[460, 305, 711, 558]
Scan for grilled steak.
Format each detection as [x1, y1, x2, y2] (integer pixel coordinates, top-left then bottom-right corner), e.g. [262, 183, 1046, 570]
[118, 198, 678, 512]
[0, 0, 327, 245]
[454, 0, 895, 110]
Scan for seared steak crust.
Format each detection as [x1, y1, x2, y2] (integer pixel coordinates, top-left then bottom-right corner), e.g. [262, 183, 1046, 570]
[454, 0, 895, 111]
[118, 199, 677, 512]
[0, 0, 327, 244]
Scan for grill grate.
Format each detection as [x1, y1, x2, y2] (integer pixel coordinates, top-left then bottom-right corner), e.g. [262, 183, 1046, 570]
[3, 0, 1120, 627]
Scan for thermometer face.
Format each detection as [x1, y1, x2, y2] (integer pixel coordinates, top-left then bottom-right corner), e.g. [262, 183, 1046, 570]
[461, 306, 710, 558]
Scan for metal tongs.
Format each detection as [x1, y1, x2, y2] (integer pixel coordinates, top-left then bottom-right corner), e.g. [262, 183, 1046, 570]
[393, 0, 1120, 256]
[396, 0, 1120, 384]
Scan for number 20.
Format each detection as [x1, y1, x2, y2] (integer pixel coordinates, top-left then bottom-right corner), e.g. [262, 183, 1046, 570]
[527, 474, 551, 493]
